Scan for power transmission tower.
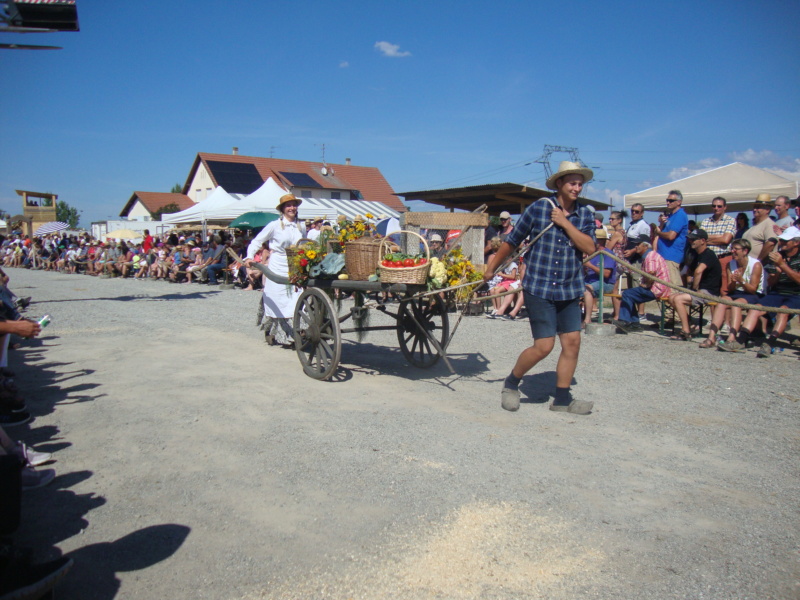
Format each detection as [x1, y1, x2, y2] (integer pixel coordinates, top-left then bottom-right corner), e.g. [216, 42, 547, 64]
[533, 144, 589, 182]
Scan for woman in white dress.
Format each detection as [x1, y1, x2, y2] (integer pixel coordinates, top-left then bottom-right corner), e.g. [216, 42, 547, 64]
[245, 194, 306, 345]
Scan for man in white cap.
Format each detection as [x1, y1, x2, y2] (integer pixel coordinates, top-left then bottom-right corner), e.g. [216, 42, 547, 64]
[484, 161, 596, 415]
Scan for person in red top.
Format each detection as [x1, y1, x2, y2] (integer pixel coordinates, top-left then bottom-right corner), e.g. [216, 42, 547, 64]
[142, 229, 154, 253]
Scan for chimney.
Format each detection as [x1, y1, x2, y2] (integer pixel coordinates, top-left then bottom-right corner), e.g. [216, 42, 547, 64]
[345, 157, 351, 165]
[232, 147, 239, 155]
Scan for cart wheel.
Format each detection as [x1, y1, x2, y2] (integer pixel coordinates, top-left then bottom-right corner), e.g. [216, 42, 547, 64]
[293, 288, 342, 380]
[396, 294, 450, 368]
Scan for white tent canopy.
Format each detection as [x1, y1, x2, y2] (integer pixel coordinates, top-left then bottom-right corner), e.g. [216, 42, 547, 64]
[161, 186, 240, 224]
[207, 177, 285, 220]
[624, 162, 799, 215]
[200, 177, 403, 223]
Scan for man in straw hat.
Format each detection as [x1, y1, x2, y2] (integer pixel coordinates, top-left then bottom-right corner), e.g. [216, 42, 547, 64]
[484, 161, 596, 415]
[742, 193, 778, 261]
[306, 217, 324, 242]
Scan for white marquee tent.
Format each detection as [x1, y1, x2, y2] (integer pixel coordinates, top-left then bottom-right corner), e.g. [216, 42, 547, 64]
[624, 162, 799, 215]
[161, 186, 240, 224]
[207, 177, 285, 220]
[201, 176, 403, 222]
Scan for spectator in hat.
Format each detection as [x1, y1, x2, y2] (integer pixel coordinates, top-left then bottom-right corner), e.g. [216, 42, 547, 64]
[306, 218, 324, 242]
[613, 234, 672, 333]
[429, 234, 445, 259]
[743, 194, 778, 261]
[667, 229, 722, 341]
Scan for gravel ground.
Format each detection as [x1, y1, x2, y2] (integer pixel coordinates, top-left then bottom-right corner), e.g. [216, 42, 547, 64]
[8, 268, 800, 599]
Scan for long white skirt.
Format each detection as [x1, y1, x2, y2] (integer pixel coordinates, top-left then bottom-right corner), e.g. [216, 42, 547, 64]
[260, 251, 301, 345]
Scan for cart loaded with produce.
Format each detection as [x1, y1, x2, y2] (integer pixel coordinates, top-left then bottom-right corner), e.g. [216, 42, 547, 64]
[234, 214, 485, 380]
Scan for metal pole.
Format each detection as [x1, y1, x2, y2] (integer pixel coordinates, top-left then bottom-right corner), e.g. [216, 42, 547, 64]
[597, 253, 604, 324]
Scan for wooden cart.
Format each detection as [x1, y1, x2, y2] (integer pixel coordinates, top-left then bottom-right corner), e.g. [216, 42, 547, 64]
[292, 279, 450, 381]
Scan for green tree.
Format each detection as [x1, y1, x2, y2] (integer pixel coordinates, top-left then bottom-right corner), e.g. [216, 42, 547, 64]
[56, 200, 81, 228]
[153, 203, 180, 220]
[170, 183, 183, 194]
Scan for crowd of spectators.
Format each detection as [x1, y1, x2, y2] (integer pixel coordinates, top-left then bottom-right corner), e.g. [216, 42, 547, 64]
[475, 192, 799, 359]
[0, 228, 268, 289]
[609, 192, 800, 357]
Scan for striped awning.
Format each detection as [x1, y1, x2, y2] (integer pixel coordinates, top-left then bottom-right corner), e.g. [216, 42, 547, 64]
[296, 198, 401, 221]
[33, 221, 69, 236]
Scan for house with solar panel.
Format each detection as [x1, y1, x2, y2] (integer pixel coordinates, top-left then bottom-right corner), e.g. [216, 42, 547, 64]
[182, 149, 405, 218]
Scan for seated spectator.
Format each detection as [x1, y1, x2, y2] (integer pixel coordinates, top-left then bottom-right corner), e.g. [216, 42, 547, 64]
[719, 226, 800, 356]
[102, 243, 121, 276]
[699, 239, 765, 348]
[613, 235, 672, 333]
[493, 260, 526, 320]
[668, 229, 722, 340]
[184, 248, 204, 283]
[150, 244, 169, 280]
[485, 238, 517, 318]
[244, 243, 269, 290]
[583, 228, 616, 327]
[205, 236, 227, 285]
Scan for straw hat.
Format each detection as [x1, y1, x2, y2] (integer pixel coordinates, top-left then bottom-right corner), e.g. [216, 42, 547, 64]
[595, 227, 608, 240]
[276, 193, 302, 211]
[754, 193, 774, 207]
[546, 161, 594, 191]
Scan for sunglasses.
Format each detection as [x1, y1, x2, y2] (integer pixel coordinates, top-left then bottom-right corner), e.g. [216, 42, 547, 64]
[712, 205, 724, 209]
[665, 198, 677, 203]
[631, 210, 642, 214]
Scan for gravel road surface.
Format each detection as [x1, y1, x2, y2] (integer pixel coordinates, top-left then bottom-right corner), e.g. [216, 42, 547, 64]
[9, 269, 799, 599]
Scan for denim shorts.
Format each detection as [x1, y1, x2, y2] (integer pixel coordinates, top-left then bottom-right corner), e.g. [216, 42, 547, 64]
[522, 292, 582, 339]
[758, 294, 800, 311]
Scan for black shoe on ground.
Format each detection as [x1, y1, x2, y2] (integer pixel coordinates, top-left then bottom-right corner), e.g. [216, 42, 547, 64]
[0, 410, 30, 427]
[612, 319, 641, 334]
[0, 555, 73, 599]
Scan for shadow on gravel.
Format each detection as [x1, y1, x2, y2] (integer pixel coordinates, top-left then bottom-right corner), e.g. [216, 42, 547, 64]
[33, 291, 222, 304]
[519, 371, 578, 404]
[60, 524, 191, 599]
[336, 341, 490, 383]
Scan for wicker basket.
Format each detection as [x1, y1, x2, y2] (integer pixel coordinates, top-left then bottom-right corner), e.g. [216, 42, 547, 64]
[344, 236, 382, 281]
[379, 230, 431, 285]
[286, 238, 313, 278]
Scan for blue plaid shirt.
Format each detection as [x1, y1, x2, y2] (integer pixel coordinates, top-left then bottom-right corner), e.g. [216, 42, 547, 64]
[506, 198, 596, 300]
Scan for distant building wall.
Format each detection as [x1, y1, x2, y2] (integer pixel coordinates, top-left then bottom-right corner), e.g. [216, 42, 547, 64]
[187, 164, 213, 203]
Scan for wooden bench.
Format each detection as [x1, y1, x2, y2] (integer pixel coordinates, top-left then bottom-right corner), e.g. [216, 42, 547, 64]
[658, 298, 718, 336]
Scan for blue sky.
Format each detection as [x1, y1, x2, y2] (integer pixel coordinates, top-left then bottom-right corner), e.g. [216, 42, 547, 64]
[1, 0, 799, 226]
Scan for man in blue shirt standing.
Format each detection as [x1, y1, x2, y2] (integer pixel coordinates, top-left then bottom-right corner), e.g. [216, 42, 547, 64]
[484, 161, 596, 415]
[652, 189, 688, 287]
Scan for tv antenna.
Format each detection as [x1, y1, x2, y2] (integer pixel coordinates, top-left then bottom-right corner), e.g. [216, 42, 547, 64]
[316, 143, 333, 176]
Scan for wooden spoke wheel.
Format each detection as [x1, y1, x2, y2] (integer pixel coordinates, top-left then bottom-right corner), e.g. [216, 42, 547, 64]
[396, 294, 450, 368]
[293, 288, 342, 380]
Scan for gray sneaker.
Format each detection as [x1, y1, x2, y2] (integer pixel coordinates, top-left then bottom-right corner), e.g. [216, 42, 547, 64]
[756, 342, 772, 358]
[718, 339, 745, 353]
[549, 398, 594, 415]
[22, 467, 55, 491]
[501, 387, 520, 412]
